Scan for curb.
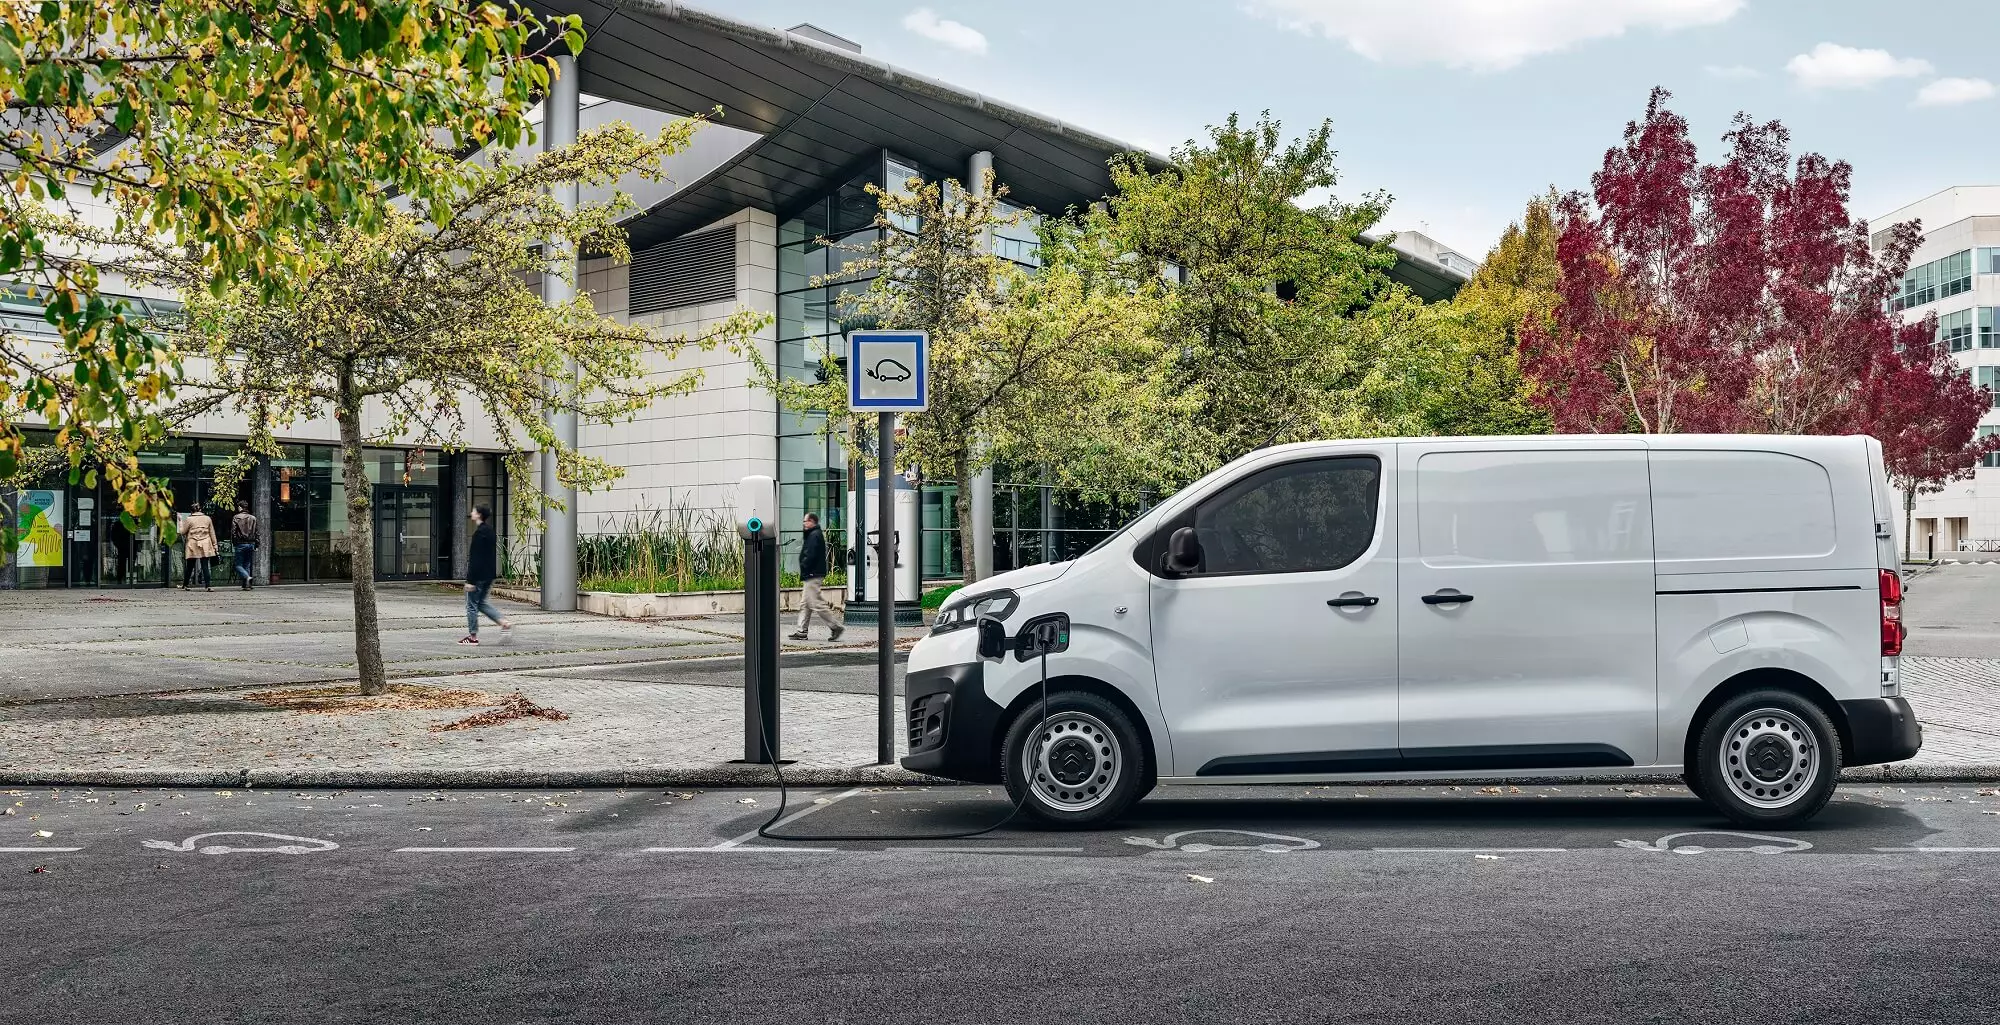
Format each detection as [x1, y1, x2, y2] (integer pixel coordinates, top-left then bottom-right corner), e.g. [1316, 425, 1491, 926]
[3, 763, 1996, 790]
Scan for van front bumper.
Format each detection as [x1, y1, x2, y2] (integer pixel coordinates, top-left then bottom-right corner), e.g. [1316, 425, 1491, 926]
[900, 663, 1004, 784]
[1841, 697, 1923, 766]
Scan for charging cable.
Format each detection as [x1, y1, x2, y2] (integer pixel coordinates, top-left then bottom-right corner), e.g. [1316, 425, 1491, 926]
[754, 617, 1057, 842]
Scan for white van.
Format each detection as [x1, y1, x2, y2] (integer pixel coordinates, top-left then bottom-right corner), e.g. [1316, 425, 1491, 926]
[903, 434, 1921, 828]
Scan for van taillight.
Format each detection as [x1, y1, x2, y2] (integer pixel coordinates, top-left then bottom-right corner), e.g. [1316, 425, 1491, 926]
[1880, 569, 1905, 656]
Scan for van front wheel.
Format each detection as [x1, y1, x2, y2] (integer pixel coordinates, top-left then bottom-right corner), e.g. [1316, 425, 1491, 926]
[1691, 689, 1841, 829]
[1001, 691, 1150, 828]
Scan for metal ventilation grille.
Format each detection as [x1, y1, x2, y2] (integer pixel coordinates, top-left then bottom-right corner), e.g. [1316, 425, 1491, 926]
[630, 227, 737, 315]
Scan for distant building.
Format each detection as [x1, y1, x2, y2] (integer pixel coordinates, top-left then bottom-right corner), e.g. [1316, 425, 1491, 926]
[1874, 186, 2000, 557]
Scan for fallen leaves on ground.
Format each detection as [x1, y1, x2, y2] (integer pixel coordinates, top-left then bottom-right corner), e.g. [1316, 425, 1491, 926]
[246, 683, 500, 714]
[428, 692, 571, 732]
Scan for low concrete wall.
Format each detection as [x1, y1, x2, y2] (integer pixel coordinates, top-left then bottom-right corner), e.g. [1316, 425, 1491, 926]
[490, 584, 844, 619]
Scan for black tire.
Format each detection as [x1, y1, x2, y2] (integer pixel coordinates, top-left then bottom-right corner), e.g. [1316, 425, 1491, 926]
[1690, 688, 1842, 829]
[1000, 690, 1151, 829]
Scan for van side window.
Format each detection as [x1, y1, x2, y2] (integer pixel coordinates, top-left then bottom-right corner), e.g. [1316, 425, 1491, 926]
[1417, 449, 1652, 566]
[1188, 457, 1381, 575]
[1650, 451, 1837, 561]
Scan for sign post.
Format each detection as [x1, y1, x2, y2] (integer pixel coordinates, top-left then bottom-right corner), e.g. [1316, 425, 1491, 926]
[848, 330, 929, 766]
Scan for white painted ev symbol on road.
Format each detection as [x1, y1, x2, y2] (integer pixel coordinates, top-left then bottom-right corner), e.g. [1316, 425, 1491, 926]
[141, 831, 340, 855]
[1613, 831, 1812, 855]
[1124, 829, 1321, 853]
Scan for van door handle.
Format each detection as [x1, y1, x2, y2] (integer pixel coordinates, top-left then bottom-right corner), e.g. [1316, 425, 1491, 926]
[1421, 591, 1474, 605]
[1327, 595, 1379, 607]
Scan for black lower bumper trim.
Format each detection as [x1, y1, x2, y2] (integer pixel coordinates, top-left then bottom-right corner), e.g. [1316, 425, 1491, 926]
[1841, 696, 1922, 766]
[899, 663, 1004, 783]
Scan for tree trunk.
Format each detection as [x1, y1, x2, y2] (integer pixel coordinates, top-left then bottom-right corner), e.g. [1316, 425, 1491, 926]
[338, 404, 389, 695]
[1903, 485, 1916, 564]
[953, 449, 977, 585]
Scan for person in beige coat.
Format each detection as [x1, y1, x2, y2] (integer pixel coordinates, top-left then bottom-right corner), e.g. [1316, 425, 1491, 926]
[179, 500, 218, 591]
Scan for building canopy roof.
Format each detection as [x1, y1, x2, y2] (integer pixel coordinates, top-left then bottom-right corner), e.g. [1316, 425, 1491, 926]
[527, 1, 1163, 250]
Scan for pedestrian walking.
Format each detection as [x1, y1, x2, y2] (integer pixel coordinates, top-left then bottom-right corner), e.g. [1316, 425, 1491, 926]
[179, 501, 217, 591]
[230, 502, 261, 590]
[789, 512, 844, 642]
[460, 505, 513, 645]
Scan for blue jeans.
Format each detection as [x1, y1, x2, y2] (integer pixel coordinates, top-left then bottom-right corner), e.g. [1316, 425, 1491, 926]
[467, 580, 504, 636]
[234, 543, 256, 585]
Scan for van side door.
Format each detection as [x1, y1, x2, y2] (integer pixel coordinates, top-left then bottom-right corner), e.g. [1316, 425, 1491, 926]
[1396, 443, 1659, 768]
[1146, 449, 1399, 778]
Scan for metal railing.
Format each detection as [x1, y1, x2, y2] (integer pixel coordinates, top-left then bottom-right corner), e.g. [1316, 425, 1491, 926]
[1958, 539, 2000, 552]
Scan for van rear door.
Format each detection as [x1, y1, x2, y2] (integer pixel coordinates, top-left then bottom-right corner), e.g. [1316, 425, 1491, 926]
[1396, 441, 1659, 769]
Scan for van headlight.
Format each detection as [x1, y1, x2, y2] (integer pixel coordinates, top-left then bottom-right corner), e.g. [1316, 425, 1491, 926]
[931, 588, 1019, 635]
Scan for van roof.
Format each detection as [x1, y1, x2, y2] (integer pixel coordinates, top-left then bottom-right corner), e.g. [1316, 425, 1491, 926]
[1257, 434, 1869, 455]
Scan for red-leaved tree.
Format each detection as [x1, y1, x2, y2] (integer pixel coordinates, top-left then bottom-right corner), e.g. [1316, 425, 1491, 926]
[1521, 87, 1995, 517]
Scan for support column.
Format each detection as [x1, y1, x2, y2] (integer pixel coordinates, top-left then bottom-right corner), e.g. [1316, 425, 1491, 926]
[251, 456, 272, 584]
[539, 53, 581, 612]
[450, 452, 470, 580]
[966, 150, 995, 581]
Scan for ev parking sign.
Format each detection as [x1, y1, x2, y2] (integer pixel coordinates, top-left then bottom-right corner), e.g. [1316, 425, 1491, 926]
[847, 330, 928, 413]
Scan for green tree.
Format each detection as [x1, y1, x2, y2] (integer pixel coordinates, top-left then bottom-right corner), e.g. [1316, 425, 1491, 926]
[0, 0, 574, 537]
[749, 171, 1155, 583]
[1042, 113, 1431, 485]
[58, 121, 765, 694]
[1413, 192, 1562, 436]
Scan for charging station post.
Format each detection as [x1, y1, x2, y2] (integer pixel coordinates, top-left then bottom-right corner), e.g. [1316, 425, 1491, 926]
[737, 475, 780, 763]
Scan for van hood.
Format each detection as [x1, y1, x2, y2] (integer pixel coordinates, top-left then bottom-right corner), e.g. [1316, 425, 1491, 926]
[951, 560, 1073, 602]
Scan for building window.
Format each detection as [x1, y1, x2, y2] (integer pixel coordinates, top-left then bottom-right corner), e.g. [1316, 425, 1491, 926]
[1980, 366, 2000, 409]
[1982, 308, 1999, 348]
[1983, 425, 2000, 469]
[1941, 308, 1975, 352]
[1979, 248, 2000, 275]
[1894, 250, 1973, 311]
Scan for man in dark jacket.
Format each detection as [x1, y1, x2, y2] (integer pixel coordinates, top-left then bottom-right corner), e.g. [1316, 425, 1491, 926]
[230, 502, 261, 590]
[460, 505, 513, 645]
[790, 512, 843, 641]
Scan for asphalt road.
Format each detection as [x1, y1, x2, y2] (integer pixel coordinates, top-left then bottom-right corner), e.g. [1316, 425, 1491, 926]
[7, 782, 2000, 1024]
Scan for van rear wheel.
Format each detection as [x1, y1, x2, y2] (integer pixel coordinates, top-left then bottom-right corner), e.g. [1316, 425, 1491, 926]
[1691, 689, 1841, 829]
[1001, 690, 1150, 829]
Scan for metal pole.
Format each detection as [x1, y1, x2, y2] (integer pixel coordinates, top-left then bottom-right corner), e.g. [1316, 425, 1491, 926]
[877, 411, 896, 765]
[538, 52, 581, 612]
[966, 151, 996, 582]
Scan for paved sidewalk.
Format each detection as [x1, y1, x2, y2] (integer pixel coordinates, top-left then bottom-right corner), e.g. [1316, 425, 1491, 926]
[2, 654, 1996, 788]
[0, 583, 917, 703]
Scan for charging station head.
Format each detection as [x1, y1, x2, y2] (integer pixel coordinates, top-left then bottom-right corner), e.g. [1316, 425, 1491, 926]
[736, 475, 777, 539]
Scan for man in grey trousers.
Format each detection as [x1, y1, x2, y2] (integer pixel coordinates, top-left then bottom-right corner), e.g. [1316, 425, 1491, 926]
[789, 512, 844, 641]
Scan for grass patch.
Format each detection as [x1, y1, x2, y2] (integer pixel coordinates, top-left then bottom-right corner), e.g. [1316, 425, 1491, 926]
[921, 584, 963, 610]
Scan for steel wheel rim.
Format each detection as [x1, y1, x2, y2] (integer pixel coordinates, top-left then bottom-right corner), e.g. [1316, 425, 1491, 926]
[1026, 711, 1121, 812]
[1719, 708, 1818, 809]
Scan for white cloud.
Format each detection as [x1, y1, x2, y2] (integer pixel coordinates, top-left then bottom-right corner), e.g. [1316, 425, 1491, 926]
[1245, 0, 1742, 72]
[1785, 43, 1932, 90]
[1915, 76, 1997, 107]
[901, 8, 987, 54]
[1703, 64, 1761, 79]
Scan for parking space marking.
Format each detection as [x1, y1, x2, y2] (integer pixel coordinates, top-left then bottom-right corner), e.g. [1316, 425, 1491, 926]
[394, 847, 577, 853]
[903, 847, 1086, 853]
[1872, 847, 2000, 852]
[641, 846, 839, 853]
[0, 847, 84, 852]
[1372, 847, 1569, 853]
[713, 787, 865, 849]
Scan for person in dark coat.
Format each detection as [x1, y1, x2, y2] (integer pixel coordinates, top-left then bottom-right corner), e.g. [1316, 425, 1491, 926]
[790, 512, 844, 641]
[460, 505, 513, 645]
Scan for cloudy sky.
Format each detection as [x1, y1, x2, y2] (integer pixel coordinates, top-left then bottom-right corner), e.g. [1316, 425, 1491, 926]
[712, 0, 1998, 258]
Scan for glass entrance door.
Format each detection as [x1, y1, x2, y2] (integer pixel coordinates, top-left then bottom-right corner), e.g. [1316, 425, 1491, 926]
[372, 487, 437, 580]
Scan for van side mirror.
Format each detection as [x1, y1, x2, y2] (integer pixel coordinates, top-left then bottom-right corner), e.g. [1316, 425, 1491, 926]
[1164, 526, 1203, 576]
[975, 617, 1008, 661]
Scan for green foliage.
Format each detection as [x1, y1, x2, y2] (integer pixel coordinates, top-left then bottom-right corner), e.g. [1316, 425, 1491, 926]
[0, 1, 573, 539]
[921, 584, 963, 610]
[576, 502, 843, 594]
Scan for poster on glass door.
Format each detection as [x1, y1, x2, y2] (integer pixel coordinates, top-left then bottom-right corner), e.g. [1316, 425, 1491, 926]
[15, 489, 63, 567]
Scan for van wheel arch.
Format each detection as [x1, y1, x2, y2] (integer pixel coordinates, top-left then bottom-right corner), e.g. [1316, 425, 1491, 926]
[1684, 668, 1853, 770]
[1000, 675, 1159, 791]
